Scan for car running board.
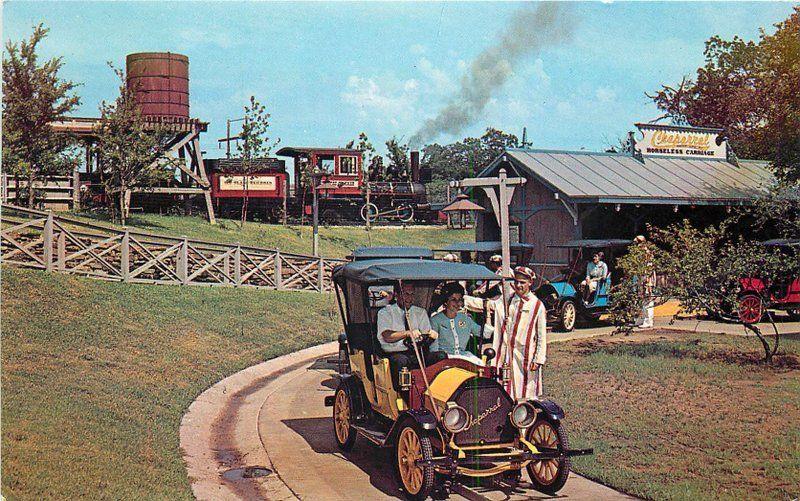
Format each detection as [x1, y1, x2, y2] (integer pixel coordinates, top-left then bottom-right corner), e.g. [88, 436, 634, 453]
[353, 425, 387, 446]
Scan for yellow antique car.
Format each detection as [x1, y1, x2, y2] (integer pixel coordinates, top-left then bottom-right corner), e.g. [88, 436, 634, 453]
[324, 250, 592, 500]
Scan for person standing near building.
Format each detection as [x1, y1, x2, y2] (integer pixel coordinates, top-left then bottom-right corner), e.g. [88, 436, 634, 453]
[492, 266, 547, 400]
[633, 235, 656, 329]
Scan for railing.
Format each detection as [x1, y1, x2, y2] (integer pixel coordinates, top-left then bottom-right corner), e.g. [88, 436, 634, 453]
[0, 204, 344, 292]
[1, 171, 80, 210]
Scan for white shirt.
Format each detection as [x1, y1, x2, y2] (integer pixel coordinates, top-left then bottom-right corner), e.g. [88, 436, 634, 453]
[376, 303, 432, 353]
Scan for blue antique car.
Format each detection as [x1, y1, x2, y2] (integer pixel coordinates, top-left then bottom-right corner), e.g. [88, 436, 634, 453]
[535, 239, 630, 331]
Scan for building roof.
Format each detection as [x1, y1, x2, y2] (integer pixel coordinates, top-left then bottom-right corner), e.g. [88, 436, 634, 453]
[441, 195, 485, 213]
[480, 148, 774, 205]
[276, 147, 362, 157]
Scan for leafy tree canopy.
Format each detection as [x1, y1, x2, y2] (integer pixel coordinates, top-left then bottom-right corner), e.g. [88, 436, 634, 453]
[422, 127, 519, 181]
[2, 23, 81, 207]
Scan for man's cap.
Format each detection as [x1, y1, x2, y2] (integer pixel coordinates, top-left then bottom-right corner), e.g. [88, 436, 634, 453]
[442, 253, 459, 262]
[513, 266, 536, 280]
[489, 254, 502, 263]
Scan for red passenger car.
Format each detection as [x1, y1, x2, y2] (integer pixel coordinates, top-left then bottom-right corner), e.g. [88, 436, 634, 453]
[737, 239, 800, 323]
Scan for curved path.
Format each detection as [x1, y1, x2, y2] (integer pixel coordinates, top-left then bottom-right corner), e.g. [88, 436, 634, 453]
[182, 342, 634, 500]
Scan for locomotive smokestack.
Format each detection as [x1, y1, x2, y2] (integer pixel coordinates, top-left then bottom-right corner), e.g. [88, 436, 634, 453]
[410, 150, 420, 182]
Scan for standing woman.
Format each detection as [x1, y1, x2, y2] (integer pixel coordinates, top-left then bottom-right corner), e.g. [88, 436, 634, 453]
[492, 266, 547, 400]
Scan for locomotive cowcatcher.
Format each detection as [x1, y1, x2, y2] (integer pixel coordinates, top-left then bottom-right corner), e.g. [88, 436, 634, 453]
[325, 249, 592, 500]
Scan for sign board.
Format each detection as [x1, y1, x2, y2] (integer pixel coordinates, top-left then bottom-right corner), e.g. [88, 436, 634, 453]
[635, 123, 727, 160]
[219, 175, 277, 191]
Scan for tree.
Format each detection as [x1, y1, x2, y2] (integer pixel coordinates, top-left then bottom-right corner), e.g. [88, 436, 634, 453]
[422, 127, 519, 183]
[2, 24, 81, 208]
[230, 96, 280, 226]
[346, 132, 376, 178]
[94, 66, 174, 225]
[648, 7, 800, 180]
[609, 221, 797, 364]
[385, 137, 410, 179]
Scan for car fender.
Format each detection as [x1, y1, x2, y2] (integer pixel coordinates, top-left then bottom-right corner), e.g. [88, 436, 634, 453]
[383, 408, 437, 447]
[550, 282, 577, 298]
[533, 398, 565, 422]
[326, 374, 368, 422]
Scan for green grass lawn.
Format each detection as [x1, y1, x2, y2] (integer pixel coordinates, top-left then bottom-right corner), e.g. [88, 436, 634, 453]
[547, 333, 800, 500]
[66, 211, 472, 259]
[1, 267, 341, 499]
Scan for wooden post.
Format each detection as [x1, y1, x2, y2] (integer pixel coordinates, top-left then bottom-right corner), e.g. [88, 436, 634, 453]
[121, 231, 130, 281]
[365, 181, 371, 231]
[72, 167, 80, 210]
[44, 212, 54, 271]
[223, 250, 231, 284]
[282, 178, 288, 226]
[57, 230, 66, 271]
[274, 250, 282, 290]
[497, 169, 511, 278]
[178, 237, 189, 285]
[234, 244, 242, 286]
[318, 257, 324, 292]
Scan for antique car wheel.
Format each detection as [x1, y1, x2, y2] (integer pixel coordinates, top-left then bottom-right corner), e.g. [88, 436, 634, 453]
[557, 300, 577, 332]
[526, 417, 571, 495]
[333, 384, 357, 451]
[395, 423, 435, 500]
[738, 294, 764, 324]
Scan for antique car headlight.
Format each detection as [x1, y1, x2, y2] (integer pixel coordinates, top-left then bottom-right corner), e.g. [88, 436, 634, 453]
[510, 401, 537, 429]
[442, 403, 469, 433]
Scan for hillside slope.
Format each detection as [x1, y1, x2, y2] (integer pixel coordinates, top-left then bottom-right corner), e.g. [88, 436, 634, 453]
[1, 268, 339, 499]
[68, 212, 473, 258]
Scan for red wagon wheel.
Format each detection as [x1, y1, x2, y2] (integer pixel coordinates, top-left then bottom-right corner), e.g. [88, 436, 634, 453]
[738, 294, 764, 324]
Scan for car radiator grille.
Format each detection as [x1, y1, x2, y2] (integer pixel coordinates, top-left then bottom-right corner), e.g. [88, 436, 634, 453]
[452, 377, 515, 447]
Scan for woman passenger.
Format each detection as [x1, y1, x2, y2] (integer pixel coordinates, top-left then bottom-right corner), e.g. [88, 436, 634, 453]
[430, 283, 493, 363]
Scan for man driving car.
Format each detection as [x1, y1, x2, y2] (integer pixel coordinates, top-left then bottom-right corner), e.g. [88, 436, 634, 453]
[377, 282, 447, 390]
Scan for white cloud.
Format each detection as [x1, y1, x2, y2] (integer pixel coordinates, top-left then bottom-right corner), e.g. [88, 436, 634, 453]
[410, 43, 427, 55]
[595, 86, 616, 103]
[416, 57, 456, 95]
[178, 28, 234, 49]
[341, 75, 418, 125]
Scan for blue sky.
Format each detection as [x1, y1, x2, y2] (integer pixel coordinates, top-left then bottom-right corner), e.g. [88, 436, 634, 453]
[3, 1, 796, 162]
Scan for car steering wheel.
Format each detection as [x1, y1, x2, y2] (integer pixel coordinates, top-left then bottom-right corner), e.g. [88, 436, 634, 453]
[403, 331, 434, 349]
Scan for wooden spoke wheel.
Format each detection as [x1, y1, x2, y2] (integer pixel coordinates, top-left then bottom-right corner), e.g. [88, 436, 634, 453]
[738, 294, 764, 324]
[333, 385, 356, 451]
[360, 202, 379, 222]
[395, 423, 434, 500]
[558, 300, 577, 332]
[526, 418, 571, 495]
[397, 205, 415, 223]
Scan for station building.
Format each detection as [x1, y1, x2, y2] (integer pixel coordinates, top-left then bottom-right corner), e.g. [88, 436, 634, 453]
[474, 122, 774, 276]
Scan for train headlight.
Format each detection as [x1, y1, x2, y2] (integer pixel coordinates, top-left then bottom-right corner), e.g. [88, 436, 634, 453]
[442, 403, 469, 433]
[510, 401, 537, 429]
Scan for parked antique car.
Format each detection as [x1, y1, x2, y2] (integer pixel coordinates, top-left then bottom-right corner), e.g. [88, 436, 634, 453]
[325, 253, 591, 499]
[737, 239, 800, 323]
[535, 239, 630, 331]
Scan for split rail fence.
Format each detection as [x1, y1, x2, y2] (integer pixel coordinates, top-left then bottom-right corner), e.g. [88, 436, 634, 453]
[1, 204, 343, 292]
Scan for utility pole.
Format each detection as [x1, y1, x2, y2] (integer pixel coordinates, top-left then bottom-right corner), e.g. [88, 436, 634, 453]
[312, 171, 323, 256]
[521, 127, 532, 148]
[218, 117, 245, 158]
[450, 164, 525, 278]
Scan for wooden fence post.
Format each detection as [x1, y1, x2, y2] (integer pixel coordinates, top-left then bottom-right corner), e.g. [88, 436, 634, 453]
[274, 250, 282, 290]
[318, 257, 324, 292]
[234, 244, 242, 286]
[178, 237, 189, 285]
[223, 250, 231, 284]
[57, 230, 66, 271]
[121, 231, 130, 281]
[44, 212, 54, 271]
[72, 167, 80, 210]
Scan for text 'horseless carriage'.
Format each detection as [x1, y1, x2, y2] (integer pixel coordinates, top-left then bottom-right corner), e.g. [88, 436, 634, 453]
[324, 252, 592, 500]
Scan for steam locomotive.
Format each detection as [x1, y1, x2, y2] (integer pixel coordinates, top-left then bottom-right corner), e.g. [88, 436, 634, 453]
[205, 146, 432, 224]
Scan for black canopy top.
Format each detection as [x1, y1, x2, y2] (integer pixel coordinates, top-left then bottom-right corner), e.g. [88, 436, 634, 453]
[350, 246, 434, 260]
[761, 238, 800, 247]
[548, 239, 632, 249]
[333, 259, 499, 285]
[436, 241, 535, 253]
